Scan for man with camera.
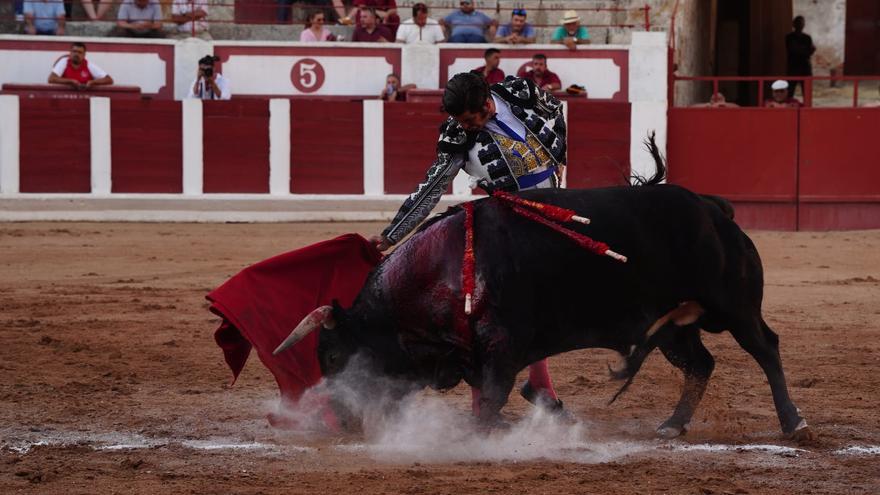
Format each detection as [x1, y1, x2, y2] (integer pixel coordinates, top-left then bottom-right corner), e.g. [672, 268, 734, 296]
[187, 55, 231, 100]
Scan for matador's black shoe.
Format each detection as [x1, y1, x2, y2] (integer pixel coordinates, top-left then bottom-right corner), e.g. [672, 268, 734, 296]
[519, 381, 577, 423]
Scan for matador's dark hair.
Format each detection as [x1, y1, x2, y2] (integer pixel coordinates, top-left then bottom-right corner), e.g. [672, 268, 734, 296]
[442, 72, 490, 116]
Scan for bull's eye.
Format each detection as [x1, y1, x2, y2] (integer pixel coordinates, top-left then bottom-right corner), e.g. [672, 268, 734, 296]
[327, 352, 338, 365]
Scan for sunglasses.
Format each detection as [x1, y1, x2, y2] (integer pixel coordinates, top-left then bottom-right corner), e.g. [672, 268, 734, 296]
[460, 1, 471, 4]
[512, 8, 526, 16]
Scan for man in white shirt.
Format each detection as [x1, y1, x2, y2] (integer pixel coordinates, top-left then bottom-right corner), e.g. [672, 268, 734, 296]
[171, 0, 209, 38]
[395, 2, 444, 44]
[187, 55, 231, 100]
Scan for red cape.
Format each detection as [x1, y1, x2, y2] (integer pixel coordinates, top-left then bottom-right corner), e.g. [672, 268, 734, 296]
[207, 233, 382, 427]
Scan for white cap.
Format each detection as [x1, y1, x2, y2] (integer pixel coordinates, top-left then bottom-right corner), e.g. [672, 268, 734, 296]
[771, 80, 789, 91]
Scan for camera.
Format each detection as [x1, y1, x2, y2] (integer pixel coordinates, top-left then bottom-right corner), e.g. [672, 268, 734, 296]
[203, 67, 213, 78]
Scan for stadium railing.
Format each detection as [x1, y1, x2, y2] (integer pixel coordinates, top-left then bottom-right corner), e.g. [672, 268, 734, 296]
[671, 75, 880, 108]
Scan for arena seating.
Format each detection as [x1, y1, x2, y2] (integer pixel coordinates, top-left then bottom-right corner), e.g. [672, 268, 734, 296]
[0, 0, 656, 43]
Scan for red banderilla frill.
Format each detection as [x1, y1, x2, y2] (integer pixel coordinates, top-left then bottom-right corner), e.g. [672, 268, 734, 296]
[492, 190, 591, 225]
[461, 202, 476, 319]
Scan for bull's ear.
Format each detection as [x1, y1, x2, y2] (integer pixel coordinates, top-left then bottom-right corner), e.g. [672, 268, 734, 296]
[273, 305, 333, 355]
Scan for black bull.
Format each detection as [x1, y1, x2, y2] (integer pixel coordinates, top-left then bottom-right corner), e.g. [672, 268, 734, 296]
[276, 185, 812, 441]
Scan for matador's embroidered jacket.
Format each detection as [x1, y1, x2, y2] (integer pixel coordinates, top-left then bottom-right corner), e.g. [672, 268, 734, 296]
[382, 76, 567, 245]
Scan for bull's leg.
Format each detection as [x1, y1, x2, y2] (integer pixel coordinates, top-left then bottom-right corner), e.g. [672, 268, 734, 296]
[656, 324, 715, 438]
[476, 359, 517, 428]
[729, 317, 812, 441]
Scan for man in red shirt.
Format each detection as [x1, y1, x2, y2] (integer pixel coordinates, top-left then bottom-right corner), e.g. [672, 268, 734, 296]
[518, 54, 562, 92]
[47, 42, 114, 90]
[471, 48, 505, 85]
[352, 8, 393, 42]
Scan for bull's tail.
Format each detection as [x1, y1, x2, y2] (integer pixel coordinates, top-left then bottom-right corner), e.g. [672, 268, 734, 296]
[607, 318, 677, 405]
[607, 344, 654, 405]
[630, 131, 667, 187]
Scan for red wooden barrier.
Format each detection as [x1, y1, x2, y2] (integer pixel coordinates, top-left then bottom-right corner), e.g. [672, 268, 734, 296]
[111, 100, 182, 193]
[798, 108, 880, 230]
[566, 101, 631, 188]
[204, 100, 270, 193]
[383, 102, 446, 194]
[19, 99, 91, 193]
[290, 100, 363, 193]
[667, 108, 799, 230]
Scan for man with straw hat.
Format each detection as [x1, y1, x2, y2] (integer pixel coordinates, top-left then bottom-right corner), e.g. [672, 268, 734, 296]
[551, 9, 590, 50]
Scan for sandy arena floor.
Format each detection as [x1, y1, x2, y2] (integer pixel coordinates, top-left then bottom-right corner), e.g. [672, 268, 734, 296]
[1, 222, 878, 494]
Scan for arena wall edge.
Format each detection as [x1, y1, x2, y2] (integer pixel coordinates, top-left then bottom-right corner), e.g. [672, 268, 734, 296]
[0, 95, 19, 194]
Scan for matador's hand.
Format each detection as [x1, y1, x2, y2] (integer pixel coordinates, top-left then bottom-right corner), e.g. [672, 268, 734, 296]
[369, 234, 391, 252]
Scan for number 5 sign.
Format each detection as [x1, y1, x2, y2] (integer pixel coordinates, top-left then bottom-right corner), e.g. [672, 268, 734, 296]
[290, 58, 325, 93]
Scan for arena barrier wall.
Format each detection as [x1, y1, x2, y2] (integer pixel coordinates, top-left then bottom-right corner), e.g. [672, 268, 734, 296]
[668, 107, 880, 231]
[0, 33, 667, 185]
[0, 96, 632, 201]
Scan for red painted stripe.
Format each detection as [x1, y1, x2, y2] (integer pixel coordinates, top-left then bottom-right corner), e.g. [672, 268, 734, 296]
[668, 108, 798, 199]
[291, 100, 363, 193]
[566, 101, 631, 188]
[668, 107, 799, 230]
[19, 99, 91, 193]
[798, 108, 880, 230]
[111, 100, 183, 193]
[204, 100, 270, 193]
[383, 102, 447, 194]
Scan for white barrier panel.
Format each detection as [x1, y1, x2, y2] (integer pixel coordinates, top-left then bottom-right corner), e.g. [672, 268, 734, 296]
[89, 97, 112, 195]
[0, 36, 176, 99]
[213, 42, 402, 97]
[0, 95, 19, 194]
[269, 98, 291, 195]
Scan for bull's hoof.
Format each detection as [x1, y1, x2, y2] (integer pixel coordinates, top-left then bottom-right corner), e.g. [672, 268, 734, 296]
[788, 419, 817, 444]
[656, 421, 688, 439]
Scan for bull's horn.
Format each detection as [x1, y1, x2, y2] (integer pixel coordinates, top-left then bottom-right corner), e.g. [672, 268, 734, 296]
[272, 305, 335, 356]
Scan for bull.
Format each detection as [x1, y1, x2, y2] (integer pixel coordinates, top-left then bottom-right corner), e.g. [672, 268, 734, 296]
[274, 142, 812, 441]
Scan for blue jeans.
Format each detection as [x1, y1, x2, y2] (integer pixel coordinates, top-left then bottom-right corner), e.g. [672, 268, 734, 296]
[449, 32, 487, 43]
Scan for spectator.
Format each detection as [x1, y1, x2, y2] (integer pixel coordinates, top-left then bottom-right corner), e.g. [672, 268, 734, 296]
[380, 73, 415, 101]
[48, 42, 114, 90]
[765, 80, 802, 108]
[518, 54, 561, 91]
[80, 0, 112, 20]
[352, 8, 392, 42]
[785, 16, 815, 99]
[342, 0, 400, 38]
[495, 8, 535, 44]
[471, 48, 504, 85]
[112, 0, 164, 38]
[15, 0, 24, 22]
[187, 55, 231, 100]
[23, 0, 65, 35]
[552, 10, 590, 50]
[396, 2, 444, 44]
[442, 0, 495, 44]
[171, 0, 209, 38]
[300, 9, 337, 41]
[692, 92, 739, 108]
